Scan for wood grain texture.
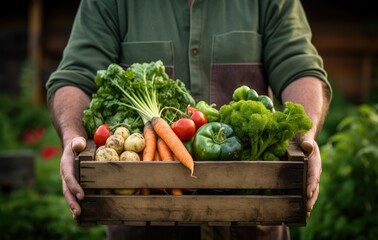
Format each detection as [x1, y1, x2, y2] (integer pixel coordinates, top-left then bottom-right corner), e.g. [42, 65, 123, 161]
[76, 140, 307, 226]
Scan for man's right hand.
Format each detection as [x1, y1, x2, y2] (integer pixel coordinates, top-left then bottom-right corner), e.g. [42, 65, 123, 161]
[61, 136, 87, 219]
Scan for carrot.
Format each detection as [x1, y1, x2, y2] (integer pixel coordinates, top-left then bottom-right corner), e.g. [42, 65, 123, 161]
[170, 188, 183, 196]
[157, 138, 185, 195]
[151, 117, 194, 175]
[142, 122, 157, 161]
[140, 188, 151, 195]
[153, 148, 161, 161]
[157, 137, 174, 161]
[139, 123, 157, 196]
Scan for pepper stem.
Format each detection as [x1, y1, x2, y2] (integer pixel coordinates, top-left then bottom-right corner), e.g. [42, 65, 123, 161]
[213, 127, 226, 144]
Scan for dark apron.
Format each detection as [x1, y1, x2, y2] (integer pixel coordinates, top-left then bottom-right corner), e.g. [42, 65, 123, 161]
[106, 64, 290, 240]
[209, 63, 270, 107]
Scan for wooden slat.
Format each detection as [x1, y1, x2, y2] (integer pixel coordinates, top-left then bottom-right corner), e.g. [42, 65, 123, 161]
[287, 141, 306, 161]
[79, 195, 305, 225]
[79, 160, 304, 189]
[79, 140, 96, 161]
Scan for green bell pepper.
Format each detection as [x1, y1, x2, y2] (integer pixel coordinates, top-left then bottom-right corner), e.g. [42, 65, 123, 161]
[232, 85, 250, 101]
[246, 88, 259, 101]
[183, 137, 194, 156]
[258, 95, 275, 112]
[193, 122, 242, 161]
[195, 100, 220, 122]
[232, 85, 261, 102]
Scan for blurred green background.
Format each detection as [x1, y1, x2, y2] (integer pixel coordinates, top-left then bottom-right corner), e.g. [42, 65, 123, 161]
[0, 0, 377, 239]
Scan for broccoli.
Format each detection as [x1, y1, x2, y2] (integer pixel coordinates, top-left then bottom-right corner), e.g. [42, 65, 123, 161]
[219, 100, 312, 160]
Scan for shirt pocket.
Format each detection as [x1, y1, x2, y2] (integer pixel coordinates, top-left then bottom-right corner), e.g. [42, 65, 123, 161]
[212, 31, 262, 63]
[119, 41, 175, 78]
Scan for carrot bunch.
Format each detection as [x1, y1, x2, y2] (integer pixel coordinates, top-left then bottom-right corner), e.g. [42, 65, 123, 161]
[141, 121, 190, 195]
[107, 61, 195, 177]
[143, 120, 194, 175]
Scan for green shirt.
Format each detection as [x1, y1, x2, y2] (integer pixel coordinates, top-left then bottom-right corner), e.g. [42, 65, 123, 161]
[46, 0, 329, 105]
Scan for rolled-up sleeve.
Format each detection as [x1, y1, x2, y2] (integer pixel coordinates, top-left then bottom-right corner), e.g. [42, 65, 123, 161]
[261, 0, 330, 101]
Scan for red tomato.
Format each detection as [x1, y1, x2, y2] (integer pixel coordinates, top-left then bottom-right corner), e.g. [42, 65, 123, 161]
[171, 118, 196, 142]
[93, 124, 112, 147]
[186, 106, 198, 115]
[190, 110, 208, 130]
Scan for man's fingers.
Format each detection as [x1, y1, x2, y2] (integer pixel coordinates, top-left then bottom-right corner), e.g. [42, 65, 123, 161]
[297, 135, 322, 218]
[60, 142, 85, 219]
[72, 136, 87, 153]
[299, 136, 314, 154]
[61, 163, 84, 200]
[306, 183, 319, 218]
[62, 176, 82, 219]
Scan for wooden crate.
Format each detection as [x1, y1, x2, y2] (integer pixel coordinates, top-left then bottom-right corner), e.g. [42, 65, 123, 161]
[75, 140, 307, 227]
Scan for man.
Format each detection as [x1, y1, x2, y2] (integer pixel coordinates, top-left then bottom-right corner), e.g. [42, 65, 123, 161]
[46, 0, 331, 239]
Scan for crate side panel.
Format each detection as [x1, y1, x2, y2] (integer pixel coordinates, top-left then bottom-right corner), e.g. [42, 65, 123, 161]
[80, 195, 304, 224]
[79, 161, 304, 189]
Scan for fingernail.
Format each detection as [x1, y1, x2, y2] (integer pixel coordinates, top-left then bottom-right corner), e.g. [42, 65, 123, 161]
[76, 193, 82, 200]
[71, 209, 77, 219]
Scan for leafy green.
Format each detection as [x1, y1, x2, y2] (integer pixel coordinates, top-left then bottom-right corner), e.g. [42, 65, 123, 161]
[83, 61, 195, 136]
[219, 100, 312, 160]
[0, 188, 105, 240]
[300, 104, 378, 240]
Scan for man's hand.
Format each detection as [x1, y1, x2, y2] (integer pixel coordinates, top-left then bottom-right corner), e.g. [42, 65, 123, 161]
[281, 77, 330, 218]
[60, 136, 87, 219]
[49, 86, 91, 219]
[297, 135, 321, 218]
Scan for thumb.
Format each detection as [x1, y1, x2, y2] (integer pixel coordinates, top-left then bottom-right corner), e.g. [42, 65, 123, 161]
[299, 135, 314, 154]
[71, 137, 87, 153]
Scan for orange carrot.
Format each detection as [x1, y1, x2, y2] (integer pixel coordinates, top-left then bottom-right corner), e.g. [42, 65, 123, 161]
[151, 117, 194, 175]
[157, 138, 184, 195]
[142, 122, 157, 161]
[153, 148, 161, 161]
[140, 188, 151, 195]
[140, 122, 157, 196]
[157, 137, 174, 161]
[170, 188, 183, 195]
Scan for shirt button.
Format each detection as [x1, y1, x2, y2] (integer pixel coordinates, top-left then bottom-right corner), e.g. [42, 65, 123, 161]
[192, 48, 199, 55]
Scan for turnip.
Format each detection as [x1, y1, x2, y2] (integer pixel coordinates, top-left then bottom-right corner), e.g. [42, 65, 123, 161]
[120, 150, 140, 161]
[124, 132, 145, 153]
[106, 134, 125, 155]
[114, 126, 130, 140]
[95, 147, 119, 161]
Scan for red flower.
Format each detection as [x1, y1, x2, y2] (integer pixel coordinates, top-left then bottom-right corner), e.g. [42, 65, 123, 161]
[41, 146, 62, 160]
[21, 126, 45, 144]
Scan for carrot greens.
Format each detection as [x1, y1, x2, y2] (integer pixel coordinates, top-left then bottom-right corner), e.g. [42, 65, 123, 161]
[83, 61, 195, 136]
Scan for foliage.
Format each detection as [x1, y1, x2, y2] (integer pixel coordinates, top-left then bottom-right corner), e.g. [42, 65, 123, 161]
[0, 60, 105, 239]
[0, 141, 105, 239]
[299, 104, 378, 239]
[316, 89, 356, 146]
[0, 93, 51, 150]
[0, 188, 105, 240]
